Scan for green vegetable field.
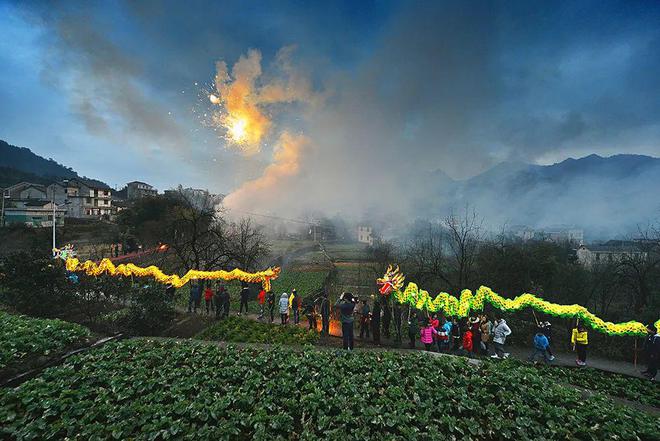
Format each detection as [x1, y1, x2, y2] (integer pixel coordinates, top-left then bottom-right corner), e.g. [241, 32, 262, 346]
[196, 316, 318, 345]
[1, 338, 657, 440]
[0, 311, 90, 370]
[271, 270, 328, 297]
[502, 359, 660, 408]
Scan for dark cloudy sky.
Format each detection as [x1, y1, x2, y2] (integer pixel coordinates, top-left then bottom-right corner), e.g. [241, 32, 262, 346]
[1, 0, 659, 213]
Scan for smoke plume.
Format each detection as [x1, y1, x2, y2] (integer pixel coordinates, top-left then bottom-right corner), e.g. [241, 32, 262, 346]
[223, 132, 309, 211]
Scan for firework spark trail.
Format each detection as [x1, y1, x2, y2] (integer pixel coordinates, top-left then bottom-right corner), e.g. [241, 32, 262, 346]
[203, 47, 320, 210]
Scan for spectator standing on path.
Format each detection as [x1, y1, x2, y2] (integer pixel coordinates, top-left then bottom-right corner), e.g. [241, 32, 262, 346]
[540, 321, 556, 361]
[215, 283, 227, 318]
[528, 329, 552, 364]
[408, 312, 419, 349]
[470, 317, 482, 355]
[188, 283, 201, 314]
[320, 291, 330, 335]
[267, 291, 275, 323]
[642, 324, 660, 380]
[461, 325, 473, 355]
[491, 318, 512, 359]
[420, 319, 439, 351]
[291, 289, 300, 324]
[204, 285, 214, 315]
[257, 289, 266, 319]
[223, 286, 231, 318]
[480, 315, 492, 355]
[371, 298, 381, 344]
[359, 299, 371, 339]
[451, 317, 461, 352]
[239, 283, 250, 316]
[436, 318, 450, 352]
[571, 323, 589, 367]
[304, 301, 317, 331]
[337, 292, 356, 350]
[279, 293, 289, 325]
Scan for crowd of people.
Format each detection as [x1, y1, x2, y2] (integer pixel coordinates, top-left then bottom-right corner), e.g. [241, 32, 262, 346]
[181, 283, 659, 380]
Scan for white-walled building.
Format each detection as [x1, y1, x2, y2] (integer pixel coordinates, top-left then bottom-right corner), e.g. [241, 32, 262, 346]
[576, 241, 646, 267]
[357, 225, 374, 246]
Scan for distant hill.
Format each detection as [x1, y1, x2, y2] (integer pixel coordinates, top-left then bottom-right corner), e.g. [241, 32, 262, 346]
[417, 154, 660, 237]
[0, 140, 108, 188]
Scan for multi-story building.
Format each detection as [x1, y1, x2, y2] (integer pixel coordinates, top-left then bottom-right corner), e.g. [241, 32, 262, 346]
[126, 181, 157, 199]
[576, 241, 647, 268]
[2, 200, 65, 227]
[47, 178, 112, 219]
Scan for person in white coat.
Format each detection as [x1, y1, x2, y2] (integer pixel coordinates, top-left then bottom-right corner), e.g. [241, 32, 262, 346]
[279, 293, 290, 325]
[491, 318, 512, 359]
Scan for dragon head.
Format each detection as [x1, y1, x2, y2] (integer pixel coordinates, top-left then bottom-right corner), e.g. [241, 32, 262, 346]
[53, 244, 76, 261]
[377, 264, 405, 295]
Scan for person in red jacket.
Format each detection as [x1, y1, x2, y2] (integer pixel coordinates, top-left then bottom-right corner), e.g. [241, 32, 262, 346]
[257, 289, 266, 319]
[203, 285, 214, 315]
[462, 326, 473, 356]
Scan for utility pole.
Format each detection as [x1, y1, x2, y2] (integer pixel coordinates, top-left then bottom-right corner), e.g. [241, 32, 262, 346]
[0, 188, 6, 227]
[52, 191, 56, 251]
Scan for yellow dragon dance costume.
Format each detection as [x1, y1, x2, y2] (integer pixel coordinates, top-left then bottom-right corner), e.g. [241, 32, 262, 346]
[64, 257, 280, 291]
[377, 265, 659, 337]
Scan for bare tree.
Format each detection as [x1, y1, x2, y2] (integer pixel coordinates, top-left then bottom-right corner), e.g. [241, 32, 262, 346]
[444, 206, 484, 290]
[615, 225, 660, 312]
[228, 218, 271, 271]
[165, 189, 269, 272]
[404, 221, 453, 290]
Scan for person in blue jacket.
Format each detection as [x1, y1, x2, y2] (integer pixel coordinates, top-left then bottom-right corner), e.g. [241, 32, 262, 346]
[528, 328, 552, 364]
[188, 283, 201, 313]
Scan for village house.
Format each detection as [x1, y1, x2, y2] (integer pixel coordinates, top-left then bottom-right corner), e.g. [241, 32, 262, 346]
[576, 240, 647, 268]
[2, 200, 65, 227]
[47, 178, 112, 219]
[126, 181, 158, 199]
[357, 225, 375, 246]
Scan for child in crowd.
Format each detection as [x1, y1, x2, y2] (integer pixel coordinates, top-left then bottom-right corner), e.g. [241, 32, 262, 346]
[462, 325, 473, 355]
[572, 323, 589, 366]
[436, 318, 450, 352]
[420, 319, 439, 351]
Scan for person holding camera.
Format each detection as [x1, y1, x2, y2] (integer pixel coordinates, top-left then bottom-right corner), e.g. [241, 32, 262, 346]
[336, 292, 356, 350]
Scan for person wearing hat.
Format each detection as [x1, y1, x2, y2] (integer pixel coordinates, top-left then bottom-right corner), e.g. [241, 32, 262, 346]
[336, 292, 356, 350]
[469, 316, 482, 355]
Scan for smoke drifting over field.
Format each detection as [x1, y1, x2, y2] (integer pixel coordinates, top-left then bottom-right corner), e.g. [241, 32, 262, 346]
[5, 1, 660, 232]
